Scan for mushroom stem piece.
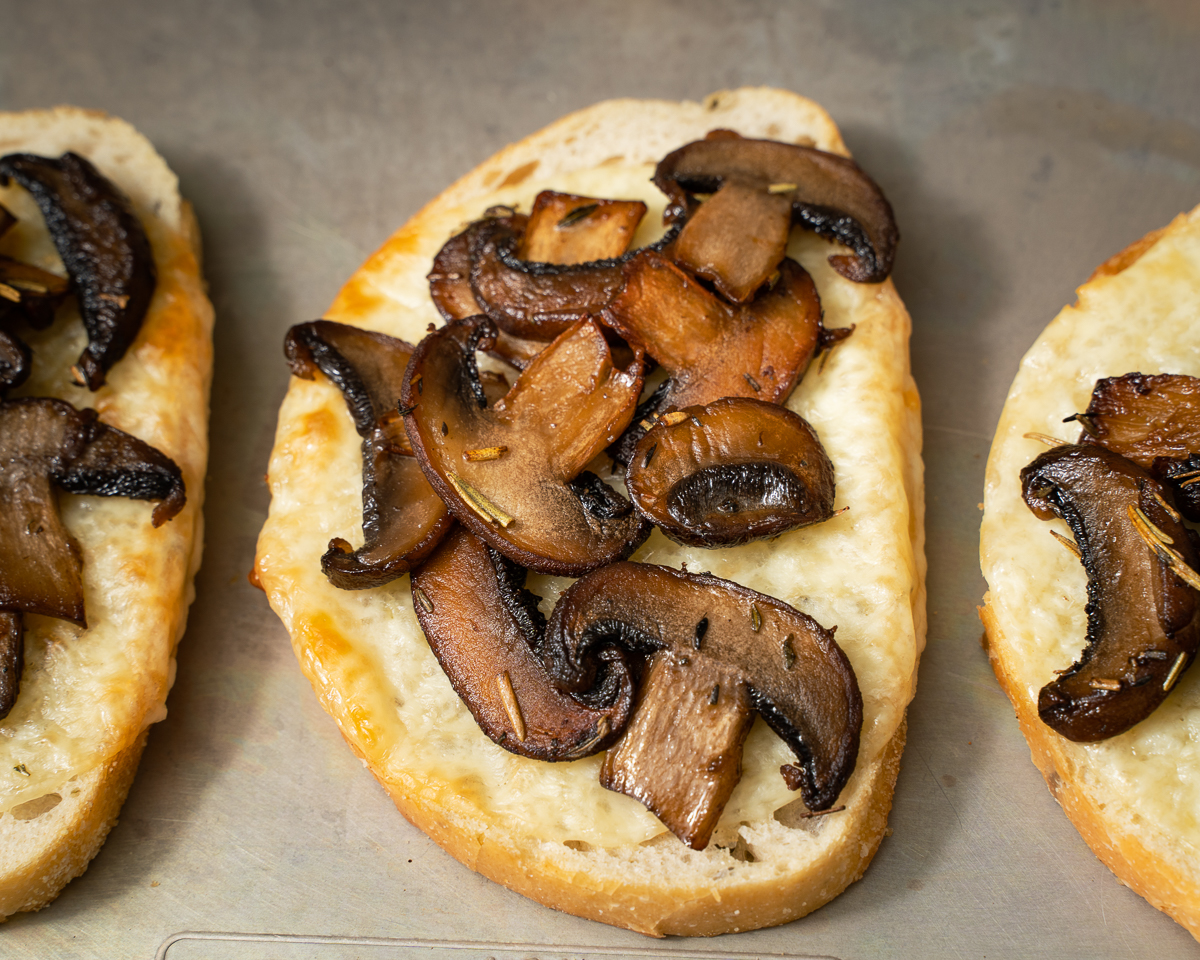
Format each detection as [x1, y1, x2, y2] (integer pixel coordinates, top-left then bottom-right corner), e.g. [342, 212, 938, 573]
[545, 562, 862, 848]
[285, 320, 452, 588]
[1021, 444, 1200, 741]
[411, 526, 630, 760]
[0, 152, 156, 390]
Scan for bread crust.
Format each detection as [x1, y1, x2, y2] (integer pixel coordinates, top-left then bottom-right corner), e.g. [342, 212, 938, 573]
[0, 108, 212, 917]
[258, 88, 925, 936]
[980, 206, 1200, 941]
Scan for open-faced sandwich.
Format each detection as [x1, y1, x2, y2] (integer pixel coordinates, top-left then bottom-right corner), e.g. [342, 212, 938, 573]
[256, 87, 925, 936]
[981, 205, 1200, 940]
[0, 108, 212, 917]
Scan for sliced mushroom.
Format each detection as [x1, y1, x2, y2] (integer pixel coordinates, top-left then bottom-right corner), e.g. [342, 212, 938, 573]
[654, 131, 899, 295]
[1022, 444, 1200, 741]
[468, 214, 628, 341]
[411, 525, 629, 760]
[627, 398, 836, 547]
[544, 562, 861, 848]
[285, 320, 453, 588]
[402, 315, 649, 575]
[0, 255, 70, 330]
[517, 191, 647, 264]
[0, 153, 156, 390]
[602, 250, 843, 468]
[0, 397, 185, 719]
[1070, 373, 1200, 520]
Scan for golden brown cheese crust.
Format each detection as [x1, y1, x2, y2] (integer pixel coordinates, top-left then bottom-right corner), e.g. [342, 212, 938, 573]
[257, 88, 925, 936]
[981, 206, 1200, 941]
[0, 108, 212, 916]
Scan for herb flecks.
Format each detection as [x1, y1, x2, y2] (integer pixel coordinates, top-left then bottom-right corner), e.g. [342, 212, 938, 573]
[495, 672, 526, 741]
[448, 472, 514, 527]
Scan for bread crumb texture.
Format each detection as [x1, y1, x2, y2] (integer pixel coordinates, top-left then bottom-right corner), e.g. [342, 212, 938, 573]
[0, 108, 212, 909]
[257, 89, 925, 935]
[981, 205, 1200, 939]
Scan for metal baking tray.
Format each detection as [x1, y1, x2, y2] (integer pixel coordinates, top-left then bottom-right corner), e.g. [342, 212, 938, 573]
[2, 2, 1199, 957]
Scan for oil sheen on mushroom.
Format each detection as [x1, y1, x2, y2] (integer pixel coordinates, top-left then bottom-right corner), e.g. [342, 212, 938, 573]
[402, 315, 648, 576]
[627, 398, 836, 547]
[285, 320, 453, 588]
[0, 397, 185, 719]
[1022, 444, 1200, 741]
[543, 562, 862, 848]
[653, 130, 899, 295]
[0, 152, 156, 390]
[411, 526, 630, 760]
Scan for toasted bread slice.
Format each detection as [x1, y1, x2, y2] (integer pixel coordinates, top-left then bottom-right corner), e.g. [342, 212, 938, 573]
[256, 88, 925, 936]
[981, 205, 1200, 940]
[0, 108, 212, 917]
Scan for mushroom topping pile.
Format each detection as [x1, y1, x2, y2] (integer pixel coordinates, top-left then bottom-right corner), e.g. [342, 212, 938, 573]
[0, 397, 185, 718]
[0, 152, 156, 390]
[285, 321, 454, 588]
[654, 130, 899, 296]
[542, 562, 862, 848]
[627, 398, 835, 547]
[411, 526, 629, 760]
[402, 315, 648, 575]
[294, 131, 899, 847]
[1022, 444, 1200, 741]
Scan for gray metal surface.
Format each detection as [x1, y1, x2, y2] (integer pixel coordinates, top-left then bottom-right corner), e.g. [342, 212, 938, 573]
[1, 2, 1199, 957]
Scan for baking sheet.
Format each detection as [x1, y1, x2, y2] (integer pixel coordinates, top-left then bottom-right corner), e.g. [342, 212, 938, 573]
[2, 1, 1200, 957]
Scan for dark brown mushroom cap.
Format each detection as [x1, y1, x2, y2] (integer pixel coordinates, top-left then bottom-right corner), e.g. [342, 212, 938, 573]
[1021, 444, 1200, 741]
[627, 398, 836, 547]
[1070, 373, 1200, 521]
[285, 320, 453, 589]
[653, 132, 899, 290]
[517, 191, 647, 265]
[402, 315, 649, 576]
[411, 526, 630, 760]
[544, 562, 862, 845]
[0, 397, 185, 628]
[468, 214, 628, 341]
[0, 152, 156, 390]
[0, 255, 70, 330]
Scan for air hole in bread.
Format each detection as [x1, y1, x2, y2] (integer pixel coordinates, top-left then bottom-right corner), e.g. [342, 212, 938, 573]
[10, 793, 62, 821]
[563, 840, 592, 852]
[719, 834, 757, 863]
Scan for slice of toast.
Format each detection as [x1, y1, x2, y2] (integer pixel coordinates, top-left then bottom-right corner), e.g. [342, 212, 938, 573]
[256, 87, 925, 936]
[981, 206, 1200, 940]
[0, 108, 213, 917]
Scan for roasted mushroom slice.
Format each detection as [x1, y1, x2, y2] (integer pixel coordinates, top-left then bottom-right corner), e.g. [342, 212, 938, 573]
[1070, 373, 1200, 520]
[1021, 444, 1200, 741]
[654, 131, 899, 294]
[468, 214, 627, 341]
[285, 320, 452, 588]
[602, 251, 841, 466]
[0, 152, 155, 390]
[0, 397, 185, 719]
[627, 398, 836, 547]
[411, 526, 630, 760]
[517, 191, 647, 265]
[403, 315, 649, 576]
[544, 562, 861, 848]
